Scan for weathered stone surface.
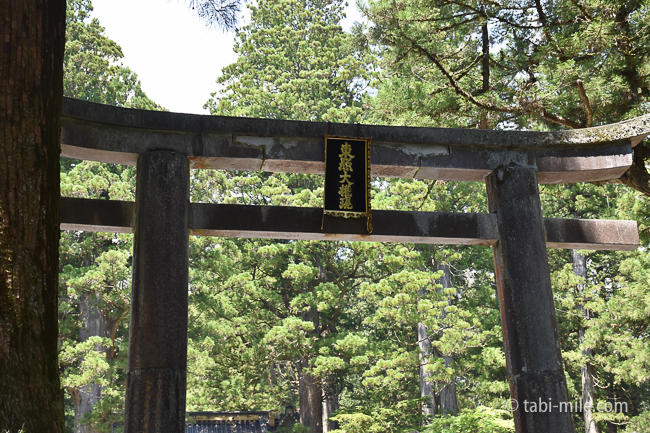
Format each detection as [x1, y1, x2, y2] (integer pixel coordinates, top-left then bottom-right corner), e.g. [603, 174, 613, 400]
[62, 97, 650, 148]
[544, 218, 639, 251]
[535, 141, 633, 183]
[60, 98, 642, 183]
[487, 165, 574, 433]
[509, 372, 574, 433]
[191, 203, 497, 245]
[60, 197, 639, 250]
[124, 368, 186, 433]
[60, 197, 134, 233]
[125, 151, 190, 433]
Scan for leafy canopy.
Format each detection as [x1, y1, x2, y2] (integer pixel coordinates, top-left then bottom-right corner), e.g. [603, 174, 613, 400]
[206, 0, 372, 123]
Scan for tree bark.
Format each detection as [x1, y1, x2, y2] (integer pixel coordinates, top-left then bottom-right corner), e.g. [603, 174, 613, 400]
[322, 385, 338, 433]
[0, 0, 66, 431]
[299, 361, 323, 433]
[438, 354, 457, 415]
[437, 264, 458, 415]
[572, 250, 599, 433]
[72, 292, 110, 433]
[481, 21, 489, 94]
[418, 317, 436, 418]
[419, 262, 459, 419]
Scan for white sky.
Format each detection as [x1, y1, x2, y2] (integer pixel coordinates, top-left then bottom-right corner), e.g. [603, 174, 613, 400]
[90, 0, 365, 114]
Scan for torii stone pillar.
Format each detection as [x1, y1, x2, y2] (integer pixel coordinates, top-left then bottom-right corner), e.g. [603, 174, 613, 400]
[124, 151, 190, 432]
[487, 165, 574, 432]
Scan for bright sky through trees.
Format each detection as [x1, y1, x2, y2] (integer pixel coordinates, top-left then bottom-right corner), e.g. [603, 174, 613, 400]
[90, 0, 365, 114]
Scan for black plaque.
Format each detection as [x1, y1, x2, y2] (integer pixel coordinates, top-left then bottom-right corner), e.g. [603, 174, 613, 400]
[323, 136, 372, 232]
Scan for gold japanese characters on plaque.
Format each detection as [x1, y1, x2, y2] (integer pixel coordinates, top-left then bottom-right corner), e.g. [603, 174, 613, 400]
[323, 136, 372, 232]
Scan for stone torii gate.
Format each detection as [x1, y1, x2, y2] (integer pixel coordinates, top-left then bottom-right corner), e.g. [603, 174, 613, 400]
[59, 97, 645, 433]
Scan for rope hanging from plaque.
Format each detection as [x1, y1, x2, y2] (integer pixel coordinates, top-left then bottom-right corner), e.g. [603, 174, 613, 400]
[322, 135, 373, 233]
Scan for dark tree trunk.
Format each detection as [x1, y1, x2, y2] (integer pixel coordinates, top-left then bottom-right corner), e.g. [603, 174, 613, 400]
[438, 355, 458, 415]
[572, 250, 599, 433]
[72, 292, 110, 433]
[437, 264, 458, 415]
[0, 0, 66, 431]
[322, 386, 338, 433]
[482, 22, 489, 93]
[418, 323, 437, 417]
[298, 310, 322, 432]
[299, 362, 323, 433]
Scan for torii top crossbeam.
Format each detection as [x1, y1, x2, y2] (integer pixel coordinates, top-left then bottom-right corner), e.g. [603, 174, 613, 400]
[61, 97, 649, 183]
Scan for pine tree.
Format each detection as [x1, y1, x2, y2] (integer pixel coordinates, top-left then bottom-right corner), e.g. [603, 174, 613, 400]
[58, 2, 163, 430]
[59, 161, 136, 432]
[205, 0, 371, 123]
[364, 0, 650, 194]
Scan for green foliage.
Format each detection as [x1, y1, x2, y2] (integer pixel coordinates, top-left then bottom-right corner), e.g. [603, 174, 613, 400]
[186, 234, 397, 410]
[59, 337, 113, 389]
[276, 424, 313, 433]
[58, 226, 132, 431]
[582, 249, 650, 385]
[422, 407, 514, 433]
[205, 0, 372, 122]
[626, 411, 650, 433]
[358, 1, 650, 429]
[365, 0, 650, 130]
[330, 398, 423, 433]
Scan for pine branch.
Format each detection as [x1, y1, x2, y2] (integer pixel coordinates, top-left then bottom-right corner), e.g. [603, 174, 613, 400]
[481, 21, 489, 94]
[569, 0, 592, 21]
[109, 309, 129, 359]
[397, 24, 588, 130]
[186, 0, 241, 30]
[534, 0, 548, 26]
[416, 181, 437, 211]
[404, 35, 515, 114]
[540, 108, 582, 129]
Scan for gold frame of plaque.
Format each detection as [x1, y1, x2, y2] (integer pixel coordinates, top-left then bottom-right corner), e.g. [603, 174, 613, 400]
[323, 135, 372, 233]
